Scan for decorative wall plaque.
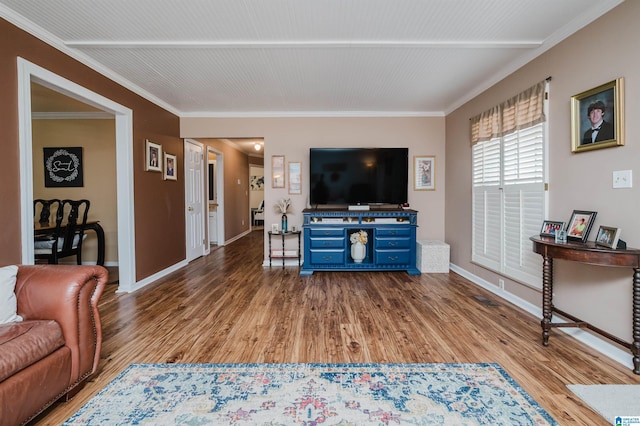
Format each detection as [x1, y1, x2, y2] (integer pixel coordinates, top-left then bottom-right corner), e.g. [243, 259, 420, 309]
[43, 147, 84, 187]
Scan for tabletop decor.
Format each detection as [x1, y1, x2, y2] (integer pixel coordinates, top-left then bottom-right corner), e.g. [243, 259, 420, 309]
[566, 210, 597, 242]
[275, 197, 291, 233]
[350, 229, 368, 263]
[63, 363, 558, 425]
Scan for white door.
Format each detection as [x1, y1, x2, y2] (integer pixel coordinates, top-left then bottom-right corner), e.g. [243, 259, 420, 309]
[185, 139, 205, 261]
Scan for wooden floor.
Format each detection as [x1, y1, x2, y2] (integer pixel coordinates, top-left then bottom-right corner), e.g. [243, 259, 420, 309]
[34, 230, 639, 425]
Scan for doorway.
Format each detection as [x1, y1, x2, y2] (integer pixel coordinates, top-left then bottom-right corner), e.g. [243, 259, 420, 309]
[207, 146, 225, 248]
[17, 58, 136, 292]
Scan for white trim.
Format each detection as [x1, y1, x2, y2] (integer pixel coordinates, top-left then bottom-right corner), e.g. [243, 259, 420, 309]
[184, 139, 206, 262]
[180, 111, 444, 118]
[17, 58, 137, 293]
[449, 263, 634, 371]
[121, 260, 188, 294]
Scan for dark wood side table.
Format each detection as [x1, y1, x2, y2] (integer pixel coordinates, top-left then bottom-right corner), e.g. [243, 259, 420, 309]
[530, 236, 640, 374]
[268, 231, 302, 269]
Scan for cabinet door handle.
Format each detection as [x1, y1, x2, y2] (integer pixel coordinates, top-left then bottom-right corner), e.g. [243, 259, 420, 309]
[388, 242, 398, 247]
[387, 256, 399, 261]
[322, 256, 333, 261]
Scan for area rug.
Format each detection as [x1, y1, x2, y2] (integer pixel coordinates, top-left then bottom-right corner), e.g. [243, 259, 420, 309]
[568, 384, 640, 424]
[64, 363, 557, 425]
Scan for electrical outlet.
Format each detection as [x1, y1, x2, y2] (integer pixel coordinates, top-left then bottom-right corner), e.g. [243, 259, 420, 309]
[613, 170, 632, 189]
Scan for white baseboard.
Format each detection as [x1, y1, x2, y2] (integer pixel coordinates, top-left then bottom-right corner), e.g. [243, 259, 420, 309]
[118, 259, 188, 293]
[449, 263, 634, 372]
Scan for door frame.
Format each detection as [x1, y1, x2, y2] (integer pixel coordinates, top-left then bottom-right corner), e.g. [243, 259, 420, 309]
[17, 58, 136, 292]
[207, 145, 225, 247]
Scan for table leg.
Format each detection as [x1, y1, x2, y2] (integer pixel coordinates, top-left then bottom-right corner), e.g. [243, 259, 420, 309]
[281, 234, 285, 269]
[85, 222, 105, 266]
[268, 233, 272, 267]
[298, 232, 301, 267]
[633, 268, 640, 374]
[541, 255, 553, 346]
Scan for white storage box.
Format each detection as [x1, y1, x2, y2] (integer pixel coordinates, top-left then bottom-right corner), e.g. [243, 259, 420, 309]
[417, 240, 450, 273]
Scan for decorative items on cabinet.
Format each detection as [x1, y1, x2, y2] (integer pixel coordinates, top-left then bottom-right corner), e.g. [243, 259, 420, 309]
[350, 230, 368, 263]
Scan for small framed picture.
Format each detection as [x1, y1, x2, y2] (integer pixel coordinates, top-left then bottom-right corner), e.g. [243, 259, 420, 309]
[595, 226, 621, 249]
[164, 153, 177, 181]
[414, 155, 435, 191]
[571, 78, 624, 153]
[271, 223, 279, 234]
[272, 155, 285, 188]
[145, 139, 162, 172]
[566, 210, 597, 242]
[288, 162, 301, 195]
[540, 220, 565, 237]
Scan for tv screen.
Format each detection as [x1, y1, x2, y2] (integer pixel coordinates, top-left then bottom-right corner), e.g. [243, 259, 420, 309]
[309, 148, 408, 206]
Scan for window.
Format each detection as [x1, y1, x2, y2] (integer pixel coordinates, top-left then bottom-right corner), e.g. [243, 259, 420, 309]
[471, 81, 548, 288]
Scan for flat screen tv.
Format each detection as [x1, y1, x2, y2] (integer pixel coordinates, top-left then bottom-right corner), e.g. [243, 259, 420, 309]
[309, 148, 408, 206]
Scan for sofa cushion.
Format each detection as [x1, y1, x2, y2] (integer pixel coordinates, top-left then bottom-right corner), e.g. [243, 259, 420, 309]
[0, 265, 22, 325]
[0, 320, 65, 382]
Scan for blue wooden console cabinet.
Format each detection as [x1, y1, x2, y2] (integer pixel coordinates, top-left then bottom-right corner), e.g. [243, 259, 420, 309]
[300, 208, 419, 276]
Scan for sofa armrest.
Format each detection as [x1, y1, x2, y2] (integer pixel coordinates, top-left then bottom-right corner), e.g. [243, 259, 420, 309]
[14, 265, 108, 386]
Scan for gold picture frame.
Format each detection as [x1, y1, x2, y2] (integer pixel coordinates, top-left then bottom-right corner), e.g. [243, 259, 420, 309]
[571, 78, 624, 153]
[272, 155, 285, 188]
[414, 155, 435, 191]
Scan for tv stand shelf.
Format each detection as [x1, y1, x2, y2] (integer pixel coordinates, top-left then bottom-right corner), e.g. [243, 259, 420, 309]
[300, 208, 419, 276]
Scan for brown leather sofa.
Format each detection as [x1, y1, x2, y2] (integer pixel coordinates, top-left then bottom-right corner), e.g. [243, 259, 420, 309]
[0, 265, 107, 426]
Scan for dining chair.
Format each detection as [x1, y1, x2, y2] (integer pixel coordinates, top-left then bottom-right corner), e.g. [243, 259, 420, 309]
[33, 199, 61, 225]
[34, 199, 90, 264]
[253, 199, 265, 226]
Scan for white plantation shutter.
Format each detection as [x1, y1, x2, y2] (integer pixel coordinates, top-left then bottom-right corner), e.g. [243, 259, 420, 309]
[471, 82, 547, 289]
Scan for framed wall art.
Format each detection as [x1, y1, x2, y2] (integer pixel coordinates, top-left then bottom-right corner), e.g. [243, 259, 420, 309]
[571, 78, 624, 153]
[566, 210, 597, 242]
[595, 225, 621, 248]
[414, 155, 435, 190]
[43, 147, 84, 187]
[145, 139, 162, 172]
[272, 155, 285, 188]
[164, 153, 177, 181]
[288, 162, 301, 195]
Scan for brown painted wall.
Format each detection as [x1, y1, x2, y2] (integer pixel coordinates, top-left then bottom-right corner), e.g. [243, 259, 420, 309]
[198, 139, 251, 239]
[0, 18, 184, 280]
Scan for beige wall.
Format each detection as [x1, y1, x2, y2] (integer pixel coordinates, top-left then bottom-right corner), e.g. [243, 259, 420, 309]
[32, 118, 118, 264]
[445, 0, 640, 341]
[182, 116, 446, 258]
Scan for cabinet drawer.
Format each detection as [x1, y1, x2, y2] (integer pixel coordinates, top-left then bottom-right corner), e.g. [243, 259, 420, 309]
[376, 228, 411, 238]
[309, 237, 345, 249]
[376, 250, 411, 265]
[309, 228, 344, 238]
[375, 237, 411, 250]
[309, 250, 345, 265]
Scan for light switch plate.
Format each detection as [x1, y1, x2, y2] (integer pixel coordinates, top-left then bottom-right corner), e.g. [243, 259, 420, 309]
[613, 170, 632, 188]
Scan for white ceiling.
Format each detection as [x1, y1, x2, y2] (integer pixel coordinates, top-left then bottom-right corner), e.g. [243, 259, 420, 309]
[1, 0, 623, 117]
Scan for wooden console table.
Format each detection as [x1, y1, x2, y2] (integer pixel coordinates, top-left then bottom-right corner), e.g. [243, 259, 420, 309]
[530, 236, 640, 374]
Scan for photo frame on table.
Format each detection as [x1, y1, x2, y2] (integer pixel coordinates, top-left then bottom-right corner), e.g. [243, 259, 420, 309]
[414, 155, 435, 191]
[571, 78, 624, 153]
[595, 226, 621, 249]
[540, 220, 565, 238]
[288, 162, 301, 195]
[145, 139, 162, 172]
[272, 155, 285, 188]
[163, 153, 177, 181]
[566, 210, 597, 242]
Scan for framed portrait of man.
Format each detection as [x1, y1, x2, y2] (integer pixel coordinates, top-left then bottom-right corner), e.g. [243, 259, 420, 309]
[571, 78, 624, 153]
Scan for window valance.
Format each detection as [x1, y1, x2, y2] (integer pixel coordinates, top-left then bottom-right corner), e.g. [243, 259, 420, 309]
[470, 80, 547, 145]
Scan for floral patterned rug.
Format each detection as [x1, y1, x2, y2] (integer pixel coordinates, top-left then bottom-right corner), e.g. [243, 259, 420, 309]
[64, 363, 557, 425]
